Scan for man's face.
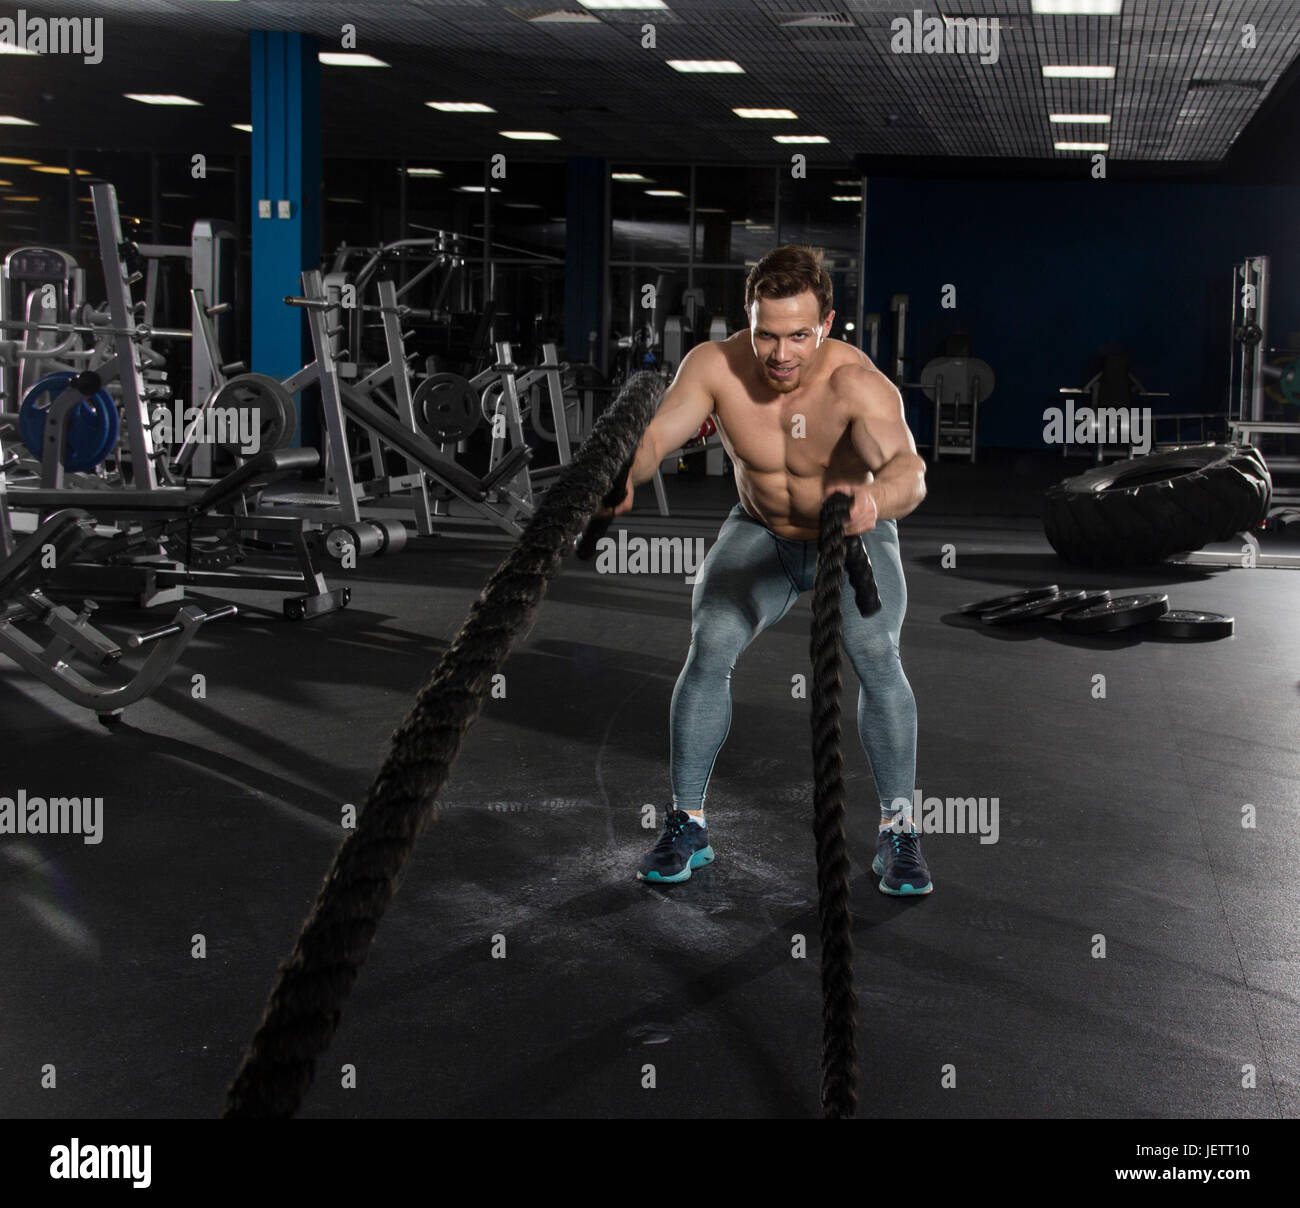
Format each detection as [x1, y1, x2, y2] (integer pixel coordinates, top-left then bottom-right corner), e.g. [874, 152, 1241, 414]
[748, 291, 834, 394]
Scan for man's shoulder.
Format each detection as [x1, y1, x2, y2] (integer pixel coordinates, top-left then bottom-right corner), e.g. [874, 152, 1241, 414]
[827, 347, 900, 411]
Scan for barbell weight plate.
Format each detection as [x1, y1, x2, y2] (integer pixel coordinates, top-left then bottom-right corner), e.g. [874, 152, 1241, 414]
[413, 372, 480, 444]
[18, 371, 119, 471]
[958, 585, 1060, 616]
[209, 373, 298, 453]
[1151, 610, 1235, 639]
[980, 589, 1089, 625]
[1058, 593, 1170, 634]
[1047, 590, 1111, 620]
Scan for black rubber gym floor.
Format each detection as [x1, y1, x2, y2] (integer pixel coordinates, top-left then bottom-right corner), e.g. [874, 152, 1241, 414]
[2, 451, 1297, 1119]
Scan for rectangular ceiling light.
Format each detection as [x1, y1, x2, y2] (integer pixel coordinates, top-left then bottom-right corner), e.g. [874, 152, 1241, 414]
[1054, 140, 1109, 150]
[404, 167, 445, 177]
[232, 123, 252, 133]
[0, 43, 37, 55]
[773, 134, 829, 144]
[125, 94, 202, 105]
[456, 186, 503, 193]
[1049, 113, 1111, 123]
[427, 102, 496, 113]
[500, 130, 560, 140]
[645, 189, 685, 197]
[733, 108, 798, 119]
[0, 156, 41, 165]
[831, 194, 862, 202]
[667, 61, 745, 73]
[1042, 65, 1116, 79]
[612, 172, 651, 181]
[29, 166, 91, 175]
[1031, 1, 1123, 13]
[0, 116, 36, 125]
[528, 11, 601, 23]
[319, 53, 389, 67]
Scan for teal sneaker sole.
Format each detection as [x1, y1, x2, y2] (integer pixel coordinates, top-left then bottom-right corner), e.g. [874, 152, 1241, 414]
[872, 853, 933, 896]
[637, 845, 715, 884]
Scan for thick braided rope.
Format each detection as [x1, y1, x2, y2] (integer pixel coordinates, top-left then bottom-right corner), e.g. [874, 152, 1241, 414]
[222, 372, 663, 1118]
[810, 493, 859, 1119]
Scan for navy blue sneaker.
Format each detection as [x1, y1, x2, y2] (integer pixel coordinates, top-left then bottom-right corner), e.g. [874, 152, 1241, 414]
[872, 826, 933, 896]
[636, 807, 714, 883]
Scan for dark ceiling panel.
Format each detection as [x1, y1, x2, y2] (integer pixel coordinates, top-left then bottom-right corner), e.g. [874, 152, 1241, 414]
[0, 0, 1295, 170]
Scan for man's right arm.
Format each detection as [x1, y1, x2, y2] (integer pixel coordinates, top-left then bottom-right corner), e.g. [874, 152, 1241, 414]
[611, 343, 718, 514]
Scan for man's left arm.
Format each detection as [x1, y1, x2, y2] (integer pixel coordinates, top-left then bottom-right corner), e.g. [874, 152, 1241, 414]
[824, 367, 927, 535]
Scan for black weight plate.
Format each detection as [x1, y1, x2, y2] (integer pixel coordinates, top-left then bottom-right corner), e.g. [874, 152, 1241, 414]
[981, 589, 1089, 625]
[414, 373, 480, 444]
[211, 373, 296, 452]
[959, 585, 1060, 616]
[1058, 593, 1169, 634]
[1152, 610, 1235, 639]
[1048, 590, 1112, 621]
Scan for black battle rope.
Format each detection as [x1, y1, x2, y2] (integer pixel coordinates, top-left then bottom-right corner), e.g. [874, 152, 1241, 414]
[222, 372, 663, 1118]
[810, 492, 879, 1119]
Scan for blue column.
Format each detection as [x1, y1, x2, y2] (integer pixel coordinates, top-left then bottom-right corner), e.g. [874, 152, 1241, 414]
[565, 156, 606, 369]
[249, 31, 321, 445]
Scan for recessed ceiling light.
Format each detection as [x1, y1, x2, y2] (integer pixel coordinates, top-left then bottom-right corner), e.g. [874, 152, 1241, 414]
[0, 156, 40, 165]
[733, 108, 798, 119]
[695, 206, 726, 213]
[667, 60, 745, 73]
[318, 53, 389, 67]
[500, 131, 560, 140]
[403, 167, 445, 177]
[29, 166, 91, 175]
[4, 195, 40, 202]
[1054, 140, 1109, 151]
[426, 102, 496, 113]
[0, 116, 37, 126]
[1049, 113, 1111, 123]
[0, 44, 37, 56]
[645, 189, 685, 197]
[528, 9, 600, 22]
[1031, 0, 1123, 13]
[0, 180, 12, 187]
[232, 123, 252, 133]
[125, 94, 203, 106]
[831, 195, 862, 202]
[456, 186, 503, 193]
[833, 179, 859, 185]
[1042, 65, 1115, 79]
[773, 134, 829, 144]
[612, 172, 651, 181]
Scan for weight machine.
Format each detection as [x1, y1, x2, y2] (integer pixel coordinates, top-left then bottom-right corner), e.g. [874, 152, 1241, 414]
[0, 488, 237, 724]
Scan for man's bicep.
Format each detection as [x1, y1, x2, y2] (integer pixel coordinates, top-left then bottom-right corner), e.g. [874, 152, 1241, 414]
[648, 347, 717, 455]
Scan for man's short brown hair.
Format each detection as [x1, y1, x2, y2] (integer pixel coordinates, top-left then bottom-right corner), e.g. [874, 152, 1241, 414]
[744, 245, 833, 323]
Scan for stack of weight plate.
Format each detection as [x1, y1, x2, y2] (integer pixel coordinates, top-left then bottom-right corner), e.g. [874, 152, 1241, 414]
[958, 585, 1234, 639]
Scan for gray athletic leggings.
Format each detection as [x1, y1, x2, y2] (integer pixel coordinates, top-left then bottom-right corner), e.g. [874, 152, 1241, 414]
[670, 501, 917, 817]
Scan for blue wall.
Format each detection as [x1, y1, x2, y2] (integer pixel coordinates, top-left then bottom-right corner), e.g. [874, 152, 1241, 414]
[864, 177, 1300, 448]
